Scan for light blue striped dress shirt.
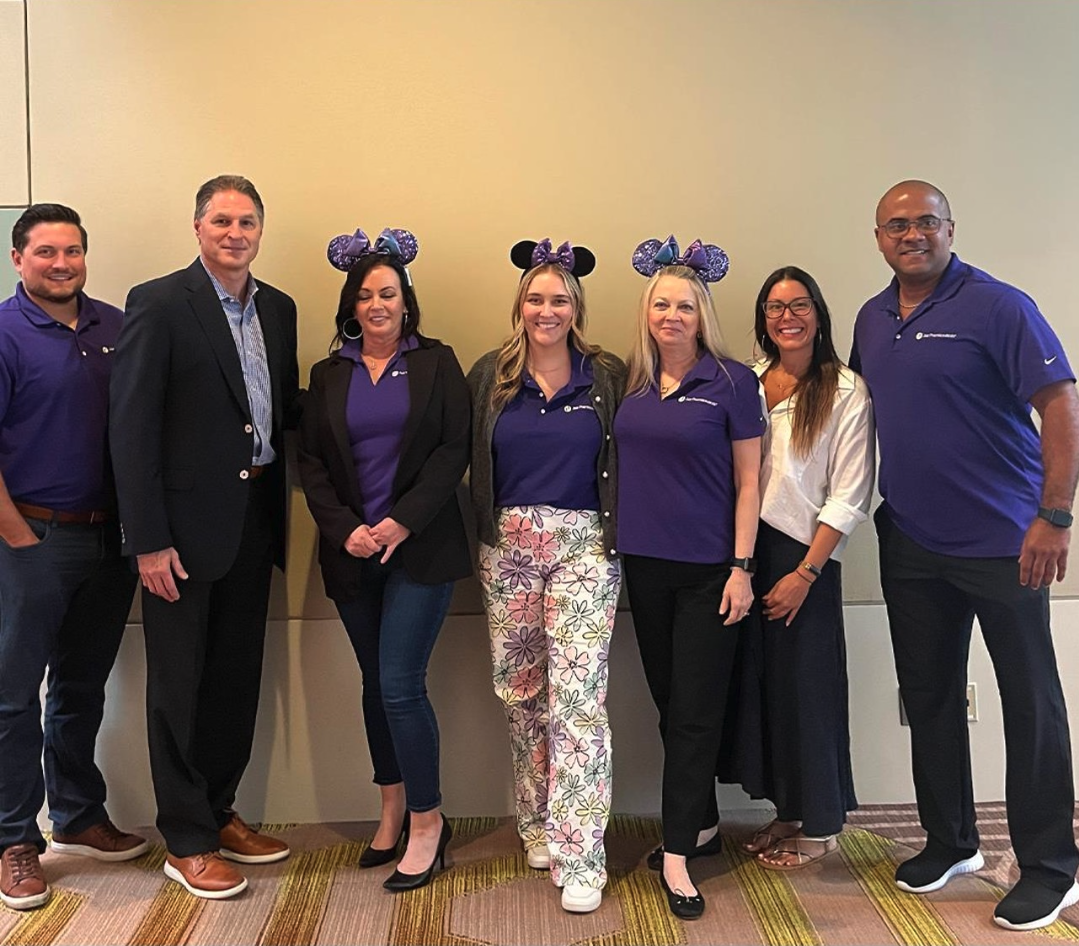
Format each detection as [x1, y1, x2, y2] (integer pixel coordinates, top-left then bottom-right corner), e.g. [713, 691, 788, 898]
[202, 263, 275, 466]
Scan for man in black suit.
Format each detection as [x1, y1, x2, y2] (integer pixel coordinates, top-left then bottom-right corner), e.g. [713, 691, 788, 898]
[110, 175, 301, 900]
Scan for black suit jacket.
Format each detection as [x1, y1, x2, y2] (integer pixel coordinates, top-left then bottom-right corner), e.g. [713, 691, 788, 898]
[110, 259, 301, 579]
[298, 335, 472, 600]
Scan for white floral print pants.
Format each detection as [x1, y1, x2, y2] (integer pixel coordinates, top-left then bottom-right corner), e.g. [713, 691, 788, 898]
[479, 506, 621, 889]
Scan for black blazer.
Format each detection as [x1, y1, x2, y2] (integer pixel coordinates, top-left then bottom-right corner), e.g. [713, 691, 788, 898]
[297, 335, 472, 600]
[110, 259, 301, 579]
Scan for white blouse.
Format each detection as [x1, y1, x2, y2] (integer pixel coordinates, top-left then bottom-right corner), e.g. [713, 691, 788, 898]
[754, 362, 876, 561]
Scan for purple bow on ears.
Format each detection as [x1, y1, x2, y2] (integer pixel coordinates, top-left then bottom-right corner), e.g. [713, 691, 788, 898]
[531, 238, 576, 272]
[327, 227, 419, 271]
[632, 234, 730, 283]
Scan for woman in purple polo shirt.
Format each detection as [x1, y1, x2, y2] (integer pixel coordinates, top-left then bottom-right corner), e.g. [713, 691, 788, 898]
[616, 236, 765, 920]
[468, 239, 625, 915]
[298, 229, 471, 892]
[726, 266, 874, 870]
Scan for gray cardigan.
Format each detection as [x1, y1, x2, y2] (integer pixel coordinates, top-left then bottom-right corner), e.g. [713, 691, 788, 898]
[466, 348, 625, 558]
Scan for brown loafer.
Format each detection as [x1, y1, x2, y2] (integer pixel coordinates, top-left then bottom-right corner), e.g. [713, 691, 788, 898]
[164, 852, 247, 899]
[52, 819, 149, 861]
[1, 843, 51, 910]
[219, 812, 289, 864]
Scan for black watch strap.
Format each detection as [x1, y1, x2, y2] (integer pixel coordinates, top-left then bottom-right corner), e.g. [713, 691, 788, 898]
[1037, 506, 1074, 528]
[729, 556, 757, 574]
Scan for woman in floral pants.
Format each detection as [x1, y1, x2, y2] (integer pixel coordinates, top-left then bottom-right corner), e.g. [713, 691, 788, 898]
[468, 239, 624, 914]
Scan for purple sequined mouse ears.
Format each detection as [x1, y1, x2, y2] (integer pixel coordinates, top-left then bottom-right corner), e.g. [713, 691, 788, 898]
[632, 235, 729, 283]
[327, 227, 419, 271]
[510, 238, 596, 279]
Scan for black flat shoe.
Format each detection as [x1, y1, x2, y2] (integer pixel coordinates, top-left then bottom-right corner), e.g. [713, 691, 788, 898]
[660, 872, 705, 920]
[359, 811, 410, 868]
[383, 815, 452, 892]
[647, 830, 723, 871]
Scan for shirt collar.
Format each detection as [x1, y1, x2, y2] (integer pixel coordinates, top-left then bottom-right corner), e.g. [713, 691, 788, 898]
[885, 252, 964, 316]
[201, 260, 258, 306]
[522, 346, 594, 393]
[338, 333, 419, 365]
[14, 282, 94, 329]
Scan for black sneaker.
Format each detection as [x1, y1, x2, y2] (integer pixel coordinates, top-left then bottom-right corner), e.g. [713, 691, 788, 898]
[895, 848, 983, 893]
[994, 879, 1079, 931]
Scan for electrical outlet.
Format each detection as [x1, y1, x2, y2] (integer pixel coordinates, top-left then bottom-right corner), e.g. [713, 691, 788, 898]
[899, 684, 978, 725]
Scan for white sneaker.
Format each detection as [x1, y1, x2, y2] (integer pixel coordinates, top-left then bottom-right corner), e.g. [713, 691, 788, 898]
[526, 846, 550, 870]
[561, 883, 602, 913]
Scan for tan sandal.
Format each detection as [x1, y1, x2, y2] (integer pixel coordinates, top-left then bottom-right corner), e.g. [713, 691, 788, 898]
[758, 834, 838, 871]
[741, 819, 801, 855]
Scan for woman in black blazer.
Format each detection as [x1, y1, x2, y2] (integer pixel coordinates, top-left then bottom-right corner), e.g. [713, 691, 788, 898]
[298, 229, 471, 892]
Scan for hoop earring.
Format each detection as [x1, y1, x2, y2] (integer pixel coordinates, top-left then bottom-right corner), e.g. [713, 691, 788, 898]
[342, 317, 362, 340]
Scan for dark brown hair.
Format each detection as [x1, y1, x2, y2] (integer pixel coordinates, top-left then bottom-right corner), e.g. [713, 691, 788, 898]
[754, 266, 842, 458]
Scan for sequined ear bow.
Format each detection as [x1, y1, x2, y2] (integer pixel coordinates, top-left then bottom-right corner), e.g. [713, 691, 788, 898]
[327, 227, 419, 272]
[510, 238, 596, 279]
[631, 235, 729, 283]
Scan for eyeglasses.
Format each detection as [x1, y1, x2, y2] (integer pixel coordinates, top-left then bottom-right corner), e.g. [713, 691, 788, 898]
[762, 297, 814, 319]
[879, 215, 952, 238]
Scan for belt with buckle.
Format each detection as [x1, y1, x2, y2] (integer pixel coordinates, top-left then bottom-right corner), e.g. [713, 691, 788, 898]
[14, 501, 112, 525]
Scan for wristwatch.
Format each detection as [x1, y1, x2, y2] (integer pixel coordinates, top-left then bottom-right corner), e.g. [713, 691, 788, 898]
[729, 557, 757, 574]
[799, 560, 823, 579]
[1037, 506, 1074, 528]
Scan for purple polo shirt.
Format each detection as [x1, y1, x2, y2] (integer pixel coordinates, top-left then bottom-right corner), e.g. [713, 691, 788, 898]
[343, 336, 418, 525]
[0, 284, 122, 511]
[493, 348, 602, 511]
[615, 354, 765, 563]
[851, 253, 1075, 557]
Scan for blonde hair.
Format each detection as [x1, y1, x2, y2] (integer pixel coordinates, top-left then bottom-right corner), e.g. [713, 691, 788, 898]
[490, 264, 602, 412]
[625, 265, 731, 396]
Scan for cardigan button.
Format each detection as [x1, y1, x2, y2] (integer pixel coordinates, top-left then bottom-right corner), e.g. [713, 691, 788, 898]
[603, 511, 610, 518]
[601, 471, 608, 478]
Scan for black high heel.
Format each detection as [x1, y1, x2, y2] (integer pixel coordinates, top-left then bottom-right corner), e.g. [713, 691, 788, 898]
[383, 815, 452, 891]
[660, 871, 705, 920]
[359, 810, 411, 868]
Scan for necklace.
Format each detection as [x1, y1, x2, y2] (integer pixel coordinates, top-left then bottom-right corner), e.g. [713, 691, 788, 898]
[898, 301, 919, 309]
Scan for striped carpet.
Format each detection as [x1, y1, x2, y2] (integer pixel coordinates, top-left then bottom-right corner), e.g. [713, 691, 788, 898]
[2, 807, 1078, 945]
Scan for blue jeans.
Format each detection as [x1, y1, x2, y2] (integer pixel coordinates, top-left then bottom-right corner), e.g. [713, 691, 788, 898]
[335, 558, 454, 813]
[0, 517, 136, 854]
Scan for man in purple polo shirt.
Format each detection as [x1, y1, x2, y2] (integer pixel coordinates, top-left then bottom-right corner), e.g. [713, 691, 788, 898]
[0, 204, 145, 911]
[851, 180, 1079, 931]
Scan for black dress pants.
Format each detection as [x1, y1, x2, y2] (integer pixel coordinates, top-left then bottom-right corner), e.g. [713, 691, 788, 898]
[876, 505, 1078, 891]
[624, 554, 737, 855]
[142, 483, 276, 856]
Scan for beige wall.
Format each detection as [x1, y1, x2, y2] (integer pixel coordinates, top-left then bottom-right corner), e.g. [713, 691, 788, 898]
[9, 0, 1079, 822]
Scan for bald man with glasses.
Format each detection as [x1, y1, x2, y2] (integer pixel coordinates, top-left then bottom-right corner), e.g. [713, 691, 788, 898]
[851, 180, 1079, 931]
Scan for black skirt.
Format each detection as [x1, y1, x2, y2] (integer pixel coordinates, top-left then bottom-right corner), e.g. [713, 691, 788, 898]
[718, 520, 857, 835]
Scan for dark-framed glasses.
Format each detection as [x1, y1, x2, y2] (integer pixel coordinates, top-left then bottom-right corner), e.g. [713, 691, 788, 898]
[880, 215, 952, 238]
[762, 297, 814, 319]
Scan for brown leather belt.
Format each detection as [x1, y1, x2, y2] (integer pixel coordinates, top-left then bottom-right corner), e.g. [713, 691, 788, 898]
[248, 465, 266, 480]
[14, 501, 112, 525]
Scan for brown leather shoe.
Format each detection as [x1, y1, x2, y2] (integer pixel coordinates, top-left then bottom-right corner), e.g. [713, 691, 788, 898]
[1, 843, 51, 910]
[52, 819, 150, 861]
[219, 812, 289, 864]
[164, 852, 247, 899]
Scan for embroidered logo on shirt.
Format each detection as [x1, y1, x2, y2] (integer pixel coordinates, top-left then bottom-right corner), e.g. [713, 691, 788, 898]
[101, 346, 115, 353]
[390, 369, 408, 377]
[915, 332, 957, 340]
[563, 404, 596, 413]
[678, 396, 718, 407]
[1045, 355, 1058, 365]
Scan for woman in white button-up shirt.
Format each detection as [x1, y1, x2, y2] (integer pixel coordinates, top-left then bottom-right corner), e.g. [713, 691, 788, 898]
[725, 266, 875, 871]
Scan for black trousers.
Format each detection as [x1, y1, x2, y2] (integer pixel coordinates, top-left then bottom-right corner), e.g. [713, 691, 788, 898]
[142, 483, 275, 856]
[876, 505, 1078, 890]
[624, 554, 735, 854]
